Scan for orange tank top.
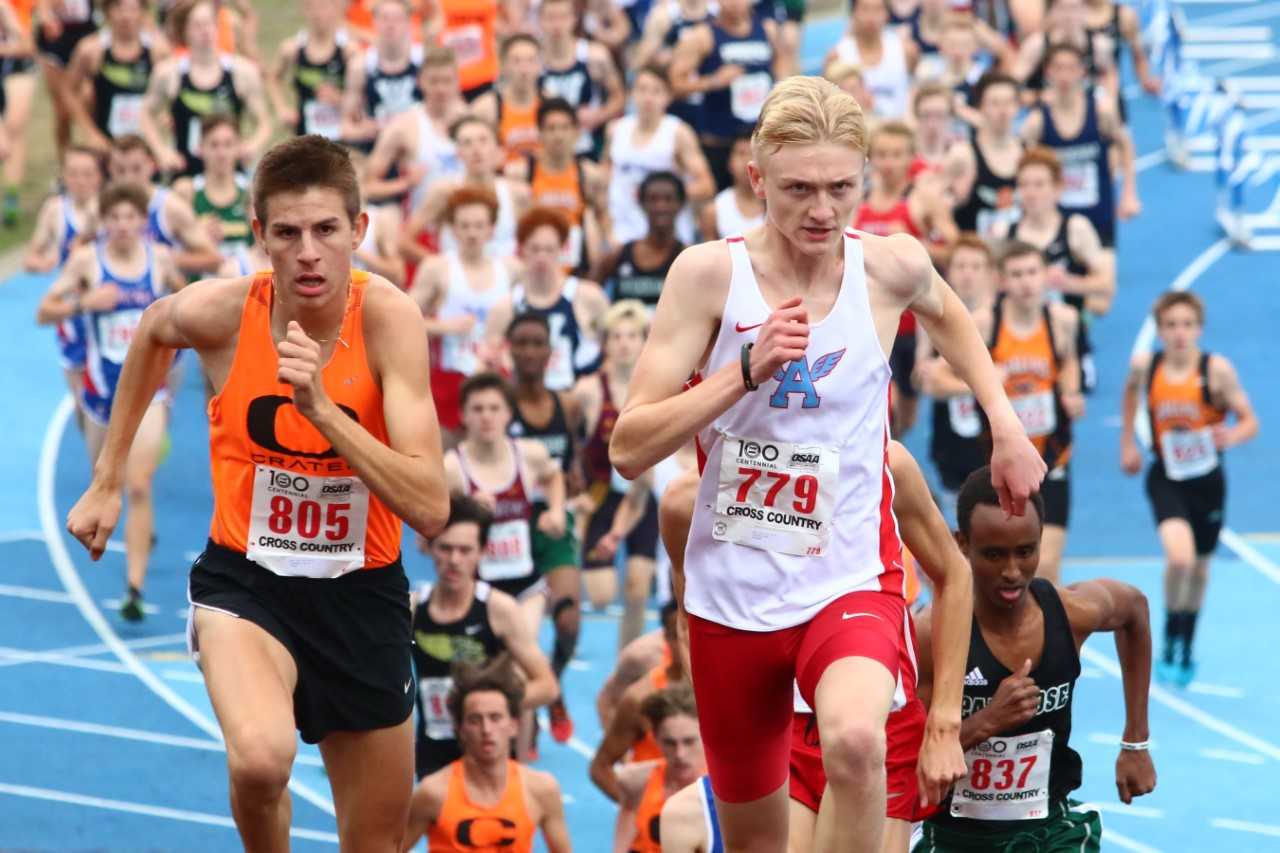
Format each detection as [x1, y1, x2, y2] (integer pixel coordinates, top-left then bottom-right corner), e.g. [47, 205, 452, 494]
[438, 0, 499, 91]
[629, 760, 668, 853]
[347, 0, 426, 41]
[1148, 351, 1223, 480]
[11, 0, 34, 32]
[529, 156, 584, 226]
[990, 301, 1071, 467]
[207, 271, 402, 574]
[628, 663, 670, 763]
[428, 760, 537, 853]
[498, 93, 541, 164]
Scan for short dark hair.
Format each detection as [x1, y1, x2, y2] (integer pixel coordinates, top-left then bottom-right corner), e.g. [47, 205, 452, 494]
[1153, 291, 1205, 326]
[640, 681, 698, 732]
[450, 114, 496, 143]
[634, 63, 671, 89]
[639, 170, 686, 205]
[947, 233, 994, 269]
[110, 133, 154, 160]
[200, 112, 240, 140]
[506, 311, 550, 340]
[168, 0, 213, 47]
[1045, 42, 1087, 68]
[998, 239, 1045, 272]
[537, 96, 577, 128]
[438, 492, 494, 546]
[459, 371, 515, 411]
[253, 135, 360, 227]
[99, 181, 150, 217]
[500, 32, 540, 57]
[64, 145, 105, 175]
[955, 466, 1044, 539]
[974, 70, 1019, 106]
[447, 660, 525, 726]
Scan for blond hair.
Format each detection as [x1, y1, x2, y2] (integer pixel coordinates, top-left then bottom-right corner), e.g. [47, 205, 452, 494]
[869, 120, 916, 154]
[601, 299, 650, 340]
[752, 76, 869, 162]
[822, 59, 863, 87]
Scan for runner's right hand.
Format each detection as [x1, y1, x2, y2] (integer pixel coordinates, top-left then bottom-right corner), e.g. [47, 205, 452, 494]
[749, 296, 809, 387]
[988, 659, 1040, 731]
[67, 481, 123, 562]
[1120, 438, 1142, 475]
[81, 284, 122, 313]
[158, 148, 186, 174]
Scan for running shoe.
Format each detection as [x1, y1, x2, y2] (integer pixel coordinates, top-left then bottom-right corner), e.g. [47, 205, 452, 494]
[549, 698, 574, 744]
[120, 587, 145, 622]
[1175, 660, 1197, 689]
[1155, 660, 1180, 684]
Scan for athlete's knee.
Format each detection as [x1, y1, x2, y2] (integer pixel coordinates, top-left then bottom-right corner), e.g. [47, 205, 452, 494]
[227, 737, 295, 800]
[821, 718, 886, 790]
[552, 595, 580, 629]
[1166, 554, 1195, 576]
[125, 479, 152, 506]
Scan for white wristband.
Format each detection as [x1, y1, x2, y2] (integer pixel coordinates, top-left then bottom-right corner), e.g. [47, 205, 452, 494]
[1119, 740, 1150, 751]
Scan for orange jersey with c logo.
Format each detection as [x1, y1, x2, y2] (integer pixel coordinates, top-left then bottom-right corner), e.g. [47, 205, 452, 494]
[1147, 351, 1224, 479]
[989, 300, 1072, 469]
[428, 760, 537, 853]
[207, 271, 402, 573]
[438, 0, 499, 91]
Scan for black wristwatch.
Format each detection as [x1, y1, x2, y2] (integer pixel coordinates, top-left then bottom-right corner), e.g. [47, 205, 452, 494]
[741, 343, 758, 391]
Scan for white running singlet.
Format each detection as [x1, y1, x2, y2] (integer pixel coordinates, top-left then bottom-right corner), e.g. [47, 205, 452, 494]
[684, 231, 905, 631]
[436, 252, 510, 375]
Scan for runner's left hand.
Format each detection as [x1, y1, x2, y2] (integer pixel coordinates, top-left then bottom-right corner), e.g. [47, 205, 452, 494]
[1115, 749, 1156, 804]
[537, 507, 567, 538]
[989, 430, 1047, 518]
[917, 722, 967, 807]
[277, 320, 331, 418]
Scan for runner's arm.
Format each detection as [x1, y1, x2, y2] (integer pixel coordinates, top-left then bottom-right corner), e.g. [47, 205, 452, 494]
[1121, 5, 1160, 94]
[166, 196, 225, 273]
[1050, 303, 1082, 417]
[1119, 353, 1150, 474]
[489, 593, 559, 709]
[1102, 103, 1141, 218]
[632, 2, 673, 69]
[64, 40, 112, 150]
[138, 63, 183, 172]
[610, 243, 741, 479]
[75, 279, 245, 528]
[1209, 355, 1259, 449]
[1064, 214, 1115, 315]
[590, 685, 647, 801]
[24, 198, 62, 273]
[900, 237, 1041, 509]
[364, 122, 419, 203]
[659, 782, 706, 853]
[889, 443, 970, 731]
[659, 470, 697, 682]
[596, 634, 663, 727]
[303, 282, 449, 537]
[266, 38, 299, 128]
[530, 771, 573, 853]
[35, 250, 90, 324]
[1062, 578, 1155, 802]
[674, 122, 716, 204]
[233, 59, 275, 163]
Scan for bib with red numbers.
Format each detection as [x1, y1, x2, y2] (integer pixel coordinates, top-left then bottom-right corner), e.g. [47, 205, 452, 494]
[730, 72, 771, 123]
[713, 434, 838, 557]
[949, 394, 982, 439]
[1160, 427, 1218, 481]
[478, 518, 534, 582]
[950, 729, 1054, 821]
[246, 465, 371, 578]
[443, 25, 485, 66]
[419, 676, 455, 740]
[1012, 390, 1057, 438]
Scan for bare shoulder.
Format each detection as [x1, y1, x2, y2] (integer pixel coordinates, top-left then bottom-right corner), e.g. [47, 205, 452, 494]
[522, 765, 562, 802]
[362, 275, 428, 335]
[172, 275, 253, 347]
[420, 764, 453, 809]
[485, 586, 522, 630]
[861, 231, 932, 296]
[663, 240, 732, 304]
[661, 779, 704, 832]
[1207, 352, 1240, 385]
[1047, 300, 1078, 332]
[231, 54, 264, 83]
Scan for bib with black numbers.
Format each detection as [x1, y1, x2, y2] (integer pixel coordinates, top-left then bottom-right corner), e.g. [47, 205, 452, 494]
[950, 729, 1053, 821]
[1160, 427, 1218, 481]
[713, 434, 838, 557]
[419, 676, 455, 740]
[246, 465, 371, 578]
[1012, 390, 1056, 438]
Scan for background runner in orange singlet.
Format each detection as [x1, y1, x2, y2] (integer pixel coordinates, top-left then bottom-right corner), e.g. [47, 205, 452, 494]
[66, 135, 449, 852]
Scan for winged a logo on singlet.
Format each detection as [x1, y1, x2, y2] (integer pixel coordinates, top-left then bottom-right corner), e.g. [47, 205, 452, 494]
[768, 349, 847, 410]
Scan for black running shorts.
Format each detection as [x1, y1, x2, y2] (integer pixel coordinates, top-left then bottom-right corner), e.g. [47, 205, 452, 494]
[1146, 463, 1226, 556]
[1041, 465, 1070, 529]
[582, 490, 659, 570]
[188, 541, 415, 744]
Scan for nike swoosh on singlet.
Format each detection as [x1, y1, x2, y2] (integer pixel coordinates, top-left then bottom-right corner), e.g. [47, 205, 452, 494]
[735, 321, 764, 333]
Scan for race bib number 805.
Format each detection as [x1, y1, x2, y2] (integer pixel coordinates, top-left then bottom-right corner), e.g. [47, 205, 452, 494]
[713, 435, 838, 557]
[247, 466, 371, 578]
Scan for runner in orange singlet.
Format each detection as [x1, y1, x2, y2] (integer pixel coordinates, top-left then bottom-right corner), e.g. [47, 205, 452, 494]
[411, 663, 572, 852]
[66, 135, 450, 852]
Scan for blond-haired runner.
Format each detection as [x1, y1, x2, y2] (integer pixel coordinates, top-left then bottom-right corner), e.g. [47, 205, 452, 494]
[611, 76, 1043, 852]
[66, 135, 450, 852]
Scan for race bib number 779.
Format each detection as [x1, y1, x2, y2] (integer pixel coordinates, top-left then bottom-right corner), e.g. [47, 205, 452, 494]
[713, 435, 838, 557]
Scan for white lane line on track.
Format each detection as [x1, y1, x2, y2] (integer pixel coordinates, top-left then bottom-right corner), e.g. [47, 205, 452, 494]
[38, 395, 337, 818]
[1186, 681, 1247, 698]
[0, 710, 325, 767]
[1078, 801, 1166, 819]
[1218, 530, 1280, 583]
[1210, 818, 1280, 836]
[1200, 747, 1266, 763]
[0, 583, 74, 603]
[1081, 646, 1280, 761]
[0, 782, 338, 844]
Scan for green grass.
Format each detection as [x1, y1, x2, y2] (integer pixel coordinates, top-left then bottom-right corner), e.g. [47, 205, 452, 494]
[0, 3, 304, 257]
